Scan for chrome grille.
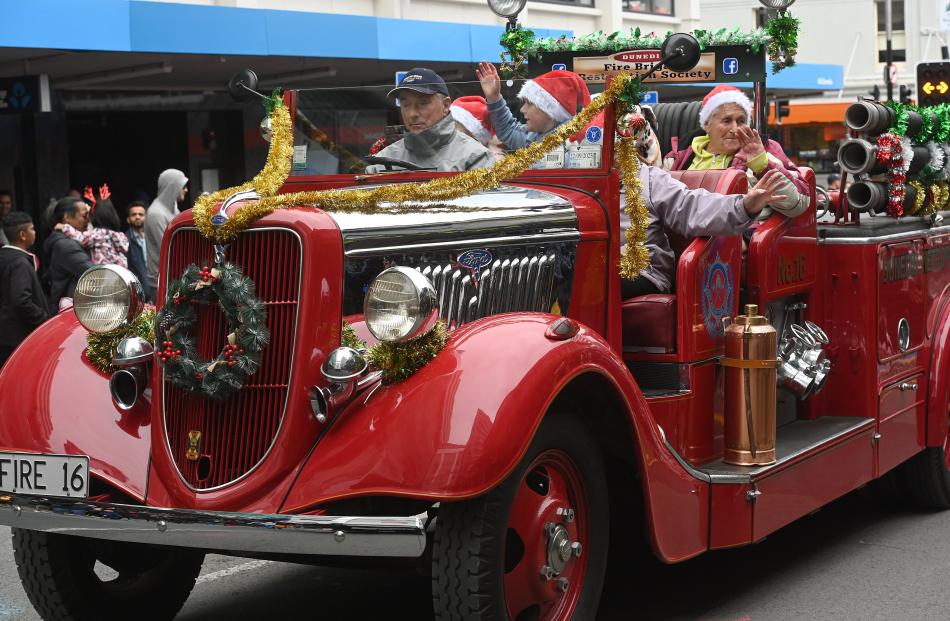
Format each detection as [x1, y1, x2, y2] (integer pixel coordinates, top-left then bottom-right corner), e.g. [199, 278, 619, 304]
[408, 250, 558, 329]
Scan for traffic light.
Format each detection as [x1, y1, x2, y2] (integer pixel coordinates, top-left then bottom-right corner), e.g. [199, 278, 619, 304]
[899, 84, 912, 104]
[917, 61, 950, 106]
[774, 99, 791, 124]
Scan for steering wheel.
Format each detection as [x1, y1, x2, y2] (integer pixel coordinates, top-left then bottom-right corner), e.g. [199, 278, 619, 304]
[362, 156, 434, 172]
[814, 186, 831, 220]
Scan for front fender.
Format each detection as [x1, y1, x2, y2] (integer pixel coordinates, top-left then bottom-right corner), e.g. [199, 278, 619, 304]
[926, 293, 950, 447]
[0, 313, 151, 500]
[280, 314, 710, 562]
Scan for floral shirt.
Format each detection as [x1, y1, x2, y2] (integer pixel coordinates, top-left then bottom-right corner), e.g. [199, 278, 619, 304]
[61, 224, 129, 268]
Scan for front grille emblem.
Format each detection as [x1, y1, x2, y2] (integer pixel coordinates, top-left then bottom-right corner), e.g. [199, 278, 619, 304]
[186, 431, 202, 461]
[456, 249, 493, 286]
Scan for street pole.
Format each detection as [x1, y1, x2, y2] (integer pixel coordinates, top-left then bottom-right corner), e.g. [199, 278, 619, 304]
[885, 0, 893, 101]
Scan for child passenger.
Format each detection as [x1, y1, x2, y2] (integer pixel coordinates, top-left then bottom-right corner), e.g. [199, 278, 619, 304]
[475, 62, 591, 151]
[58, 185, 129, 268]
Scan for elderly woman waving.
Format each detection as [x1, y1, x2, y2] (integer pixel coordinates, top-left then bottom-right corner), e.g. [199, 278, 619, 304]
[664, 84, 810, 219]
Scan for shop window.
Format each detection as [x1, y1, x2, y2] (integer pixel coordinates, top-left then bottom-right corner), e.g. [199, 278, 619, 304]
[623, 0, 674, 16]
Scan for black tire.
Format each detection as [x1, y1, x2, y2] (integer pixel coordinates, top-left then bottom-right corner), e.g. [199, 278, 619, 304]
[431, 411, 609, 620]
[12, 528, 204, 621]
[897, 447, 950, 509]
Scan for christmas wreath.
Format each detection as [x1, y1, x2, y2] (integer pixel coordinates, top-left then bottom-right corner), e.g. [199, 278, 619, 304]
[155, 262, 270, 400]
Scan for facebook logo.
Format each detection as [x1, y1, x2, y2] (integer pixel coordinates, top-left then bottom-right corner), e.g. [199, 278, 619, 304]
[552, 63, 567, 71]
[722, 58, 739, 75]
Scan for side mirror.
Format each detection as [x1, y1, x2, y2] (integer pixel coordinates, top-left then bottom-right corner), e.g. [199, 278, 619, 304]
[228, 69, 261, 102]
[659, 33, 701, 73]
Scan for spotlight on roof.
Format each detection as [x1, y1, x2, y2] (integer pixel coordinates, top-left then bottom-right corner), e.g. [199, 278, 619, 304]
[758, 0, 795, 9]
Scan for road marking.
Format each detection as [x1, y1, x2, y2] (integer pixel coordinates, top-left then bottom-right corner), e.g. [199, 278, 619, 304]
[196, 559, 273, 585]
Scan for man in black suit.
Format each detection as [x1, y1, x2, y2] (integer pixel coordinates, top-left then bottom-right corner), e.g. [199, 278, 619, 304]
[0, 212, 50, 367]
[124, 200, 152, 302]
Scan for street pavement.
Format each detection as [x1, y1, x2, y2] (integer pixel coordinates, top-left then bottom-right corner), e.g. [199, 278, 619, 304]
[1, 481, 950, 620]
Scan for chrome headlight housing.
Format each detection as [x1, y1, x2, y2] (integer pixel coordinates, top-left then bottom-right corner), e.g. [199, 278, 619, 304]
[73, 265, 144, 334]
[488, 0, 527, 18]
[364, 267, 438, 343]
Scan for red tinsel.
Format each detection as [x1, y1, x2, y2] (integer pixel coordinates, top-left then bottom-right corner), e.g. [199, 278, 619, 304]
[876, 133, 905, 218]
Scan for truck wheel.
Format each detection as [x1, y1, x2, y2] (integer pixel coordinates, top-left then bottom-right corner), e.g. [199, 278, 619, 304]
[900, 446, 950, 509]
[12, 528, 204, 621]
[432, 412, 609, 620]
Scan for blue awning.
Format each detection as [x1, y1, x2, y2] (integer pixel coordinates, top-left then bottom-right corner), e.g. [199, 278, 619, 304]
[0, 0, 569, 63]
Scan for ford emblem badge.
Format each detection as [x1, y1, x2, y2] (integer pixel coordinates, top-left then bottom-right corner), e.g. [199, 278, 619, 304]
[211, 214, 227, 226]
[457, 249, 493, 270]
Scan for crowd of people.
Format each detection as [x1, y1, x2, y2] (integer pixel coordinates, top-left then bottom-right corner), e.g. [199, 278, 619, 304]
[0, 168, 189, 368]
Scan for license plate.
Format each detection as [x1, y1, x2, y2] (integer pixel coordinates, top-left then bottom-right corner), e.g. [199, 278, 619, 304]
[0, 452, 89, 498]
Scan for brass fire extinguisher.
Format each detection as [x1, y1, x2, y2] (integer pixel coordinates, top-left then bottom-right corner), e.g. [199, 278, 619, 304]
[722, 304, 778, 466]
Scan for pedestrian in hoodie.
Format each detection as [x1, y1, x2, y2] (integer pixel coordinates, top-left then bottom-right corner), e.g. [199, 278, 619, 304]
[43, 197, 93, 311]
[145, 169, 188, 294]
[0, 212, 50, 367]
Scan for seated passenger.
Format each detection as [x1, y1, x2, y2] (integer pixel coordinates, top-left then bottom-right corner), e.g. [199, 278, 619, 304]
[367, 68, 492, 173]
[450, 96, 504, 159]
[476, 63, 590, 151]
[622, 166, 787, 299]
[664, 85, 809, 219]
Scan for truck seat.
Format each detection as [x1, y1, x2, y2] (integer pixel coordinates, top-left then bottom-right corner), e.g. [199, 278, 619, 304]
[621, 168, 749, 354]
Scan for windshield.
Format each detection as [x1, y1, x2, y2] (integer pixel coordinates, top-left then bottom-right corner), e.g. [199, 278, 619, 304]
[288, 82, 607, 177]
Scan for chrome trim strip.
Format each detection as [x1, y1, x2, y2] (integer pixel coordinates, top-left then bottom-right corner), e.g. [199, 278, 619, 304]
[818, 222, 950, 245]
[162, 226, 304, 493]
[0, 495, 427, 558]
[657, 425, 711, 484]
[344, 231, 580, 257]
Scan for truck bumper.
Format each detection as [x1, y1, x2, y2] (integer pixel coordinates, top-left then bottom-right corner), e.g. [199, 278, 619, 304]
[0, 494, 428, 558]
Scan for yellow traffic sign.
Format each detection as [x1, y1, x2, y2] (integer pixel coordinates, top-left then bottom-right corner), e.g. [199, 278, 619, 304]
[938, 81, 949, 94]
[925, 82, 935, 94]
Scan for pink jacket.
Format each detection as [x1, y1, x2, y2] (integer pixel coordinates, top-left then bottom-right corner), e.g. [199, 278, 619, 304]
[61, 224, 129, 268]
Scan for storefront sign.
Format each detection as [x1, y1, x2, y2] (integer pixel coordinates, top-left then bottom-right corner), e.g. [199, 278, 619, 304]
[0, 75, 51, 113]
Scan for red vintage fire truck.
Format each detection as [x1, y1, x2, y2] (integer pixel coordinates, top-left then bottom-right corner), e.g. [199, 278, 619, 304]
[0, 13, 949, 621]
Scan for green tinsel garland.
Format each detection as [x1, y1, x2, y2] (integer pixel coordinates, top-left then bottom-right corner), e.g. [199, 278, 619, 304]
[528, 26, 768, 57]
[765, 13, 799, 73]
[932, 103, 950, 142]
[85, 309, 156, 373]
[886, 101, 910, 137]
[155, 262, 270, 401]
[263, 88, 283, 115]
[617, 75, 647, 111]
[500, 27, 536, 78]
[918, 108, 937, 143]
[341, 322, 365, 350]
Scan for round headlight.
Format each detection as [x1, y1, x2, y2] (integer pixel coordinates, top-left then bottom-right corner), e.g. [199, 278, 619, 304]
[73, 265, 144, 334]
[364, 267, 438, 343]
[488, 0, 527, 19]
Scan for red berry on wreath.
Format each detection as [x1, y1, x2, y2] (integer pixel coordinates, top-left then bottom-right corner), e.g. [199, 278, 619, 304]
[195, 372, 204, 380]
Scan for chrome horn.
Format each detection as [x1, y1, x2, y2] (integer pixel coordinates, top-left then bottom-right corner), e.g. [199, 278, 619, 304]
[777, 321, 831, 399]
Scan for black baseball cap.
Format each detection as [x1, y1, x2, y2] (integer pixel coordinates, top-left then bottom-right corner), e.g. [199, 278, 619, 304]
[388, 68, 449, 98]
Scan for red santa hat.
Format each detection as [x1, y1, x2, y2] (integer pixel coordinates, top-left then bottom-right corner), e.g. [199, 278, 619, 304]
[450, 96, 493, 146]
[518, 70, 591, 125]
[698, 84, 753, 126]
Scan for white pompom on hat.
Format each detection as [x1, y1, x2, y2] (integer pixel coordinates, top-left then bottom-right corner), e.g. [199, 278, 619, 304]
[698, 84, 753, 126]
[450, 96, 493, 146]
[518, 70, 591, 125]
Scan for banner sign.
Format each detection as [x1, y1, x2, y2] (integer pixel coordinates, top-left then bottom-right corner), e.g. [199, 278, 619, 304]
[0, 75, 51, 114]
[540, 45, 766, 85]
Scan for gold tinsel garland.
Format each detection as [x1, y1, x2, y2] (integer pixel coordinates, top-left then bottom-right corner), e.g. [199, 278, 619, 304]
[926, 181, 950, 215]
[368, 322, 449, 385]
[192, 73, 649, 278]
[85, 309, 156, 373]
[908, 180, 927, 216]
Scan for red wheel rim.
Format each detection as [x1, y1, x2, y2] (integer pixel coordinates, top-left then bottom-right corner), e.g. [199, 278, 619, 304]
[503, 449, 589, 621]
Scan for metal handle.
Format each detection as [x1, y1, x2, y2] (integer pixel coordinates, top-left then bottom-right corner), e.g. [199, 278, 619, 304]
[899, 382, 918, 391]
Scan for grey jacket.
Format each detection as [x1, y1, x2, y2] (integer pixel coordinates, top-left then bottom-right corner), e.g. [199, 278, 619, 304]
[486, 98, 561, 151]
[638, 165, 753, 293]
[145, 169, 188, 291]
[368, 115, 492, 173]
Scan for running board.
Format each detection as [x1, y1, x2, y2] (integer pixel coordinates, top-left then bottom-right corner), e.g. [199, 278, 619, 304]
[660, 416, 875, 484]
